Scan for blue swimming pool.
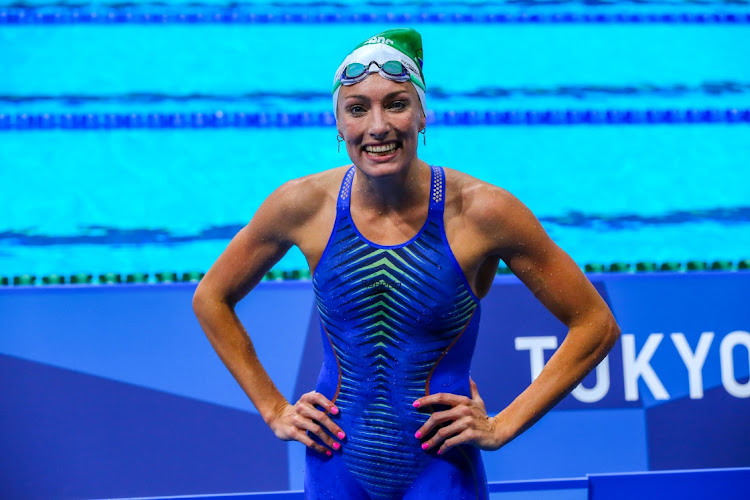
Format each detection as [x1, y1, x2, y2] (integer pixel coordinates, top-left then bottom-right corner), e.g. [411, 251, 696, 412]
[1, 4, 749, 279]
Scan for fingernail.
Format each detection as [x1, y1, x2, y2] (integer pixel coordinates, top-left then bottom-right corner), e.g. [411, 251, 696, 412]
[437, 449, 443, 455]
[421, 442, 429, 450]
[414, 431, 422, 439]
[337, 431, 346, 440]
[332, 442, 340, 450]
[413, 401, 421, 408]
[330, 406, 339, 415]
[326, 450, 332, 457]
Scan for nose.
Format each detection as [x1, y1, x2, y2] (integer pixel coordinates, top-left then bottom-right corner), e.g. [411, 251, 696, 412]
[367, 107, 390, 141]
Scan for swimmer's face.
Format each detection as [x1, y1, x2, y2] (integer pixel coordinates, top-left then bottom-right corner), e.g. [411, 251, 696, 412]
[337, 75, 425, 178]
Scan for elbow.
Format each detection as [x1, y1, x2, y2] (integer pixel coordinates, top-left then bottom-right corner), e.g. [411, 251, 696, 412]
[603, 312, 621, 352]
[192, 284, 205, 319]
[580, 309, 620, 357]
[192, 280, 234, 324]
[192, 281, 213, 321]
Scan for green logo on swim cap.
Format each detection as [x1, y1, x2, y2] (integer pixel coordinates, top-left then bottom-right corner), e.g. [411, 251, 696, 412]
[363, 36, 394, 46]
[350, 28, 425, 84]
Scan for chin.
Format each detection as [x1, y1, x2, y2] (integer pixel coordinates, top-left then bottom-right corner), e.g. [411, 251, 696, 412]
[356, 159, 409, 179]
[354, 147, 417, 177]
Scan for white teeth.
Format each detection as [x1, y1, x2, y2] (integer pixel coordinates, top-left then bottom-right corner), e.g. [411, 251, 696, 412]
[365, 143, 397, 153]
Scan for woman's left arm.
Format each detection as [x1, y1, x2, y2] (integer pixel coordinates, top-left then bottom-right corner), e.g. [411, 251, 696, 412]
[414, 186, 621, 454]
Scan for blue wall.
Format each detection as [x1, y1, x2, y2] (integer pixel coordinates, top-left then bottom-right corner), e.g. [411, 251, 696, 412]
[1, 272, 749, 498]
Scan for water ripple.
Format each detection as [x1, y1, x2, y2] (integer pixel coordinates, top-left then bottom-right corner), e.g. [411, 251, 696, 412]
[2, 206, 748, 246]
[1, 81, 749, 106]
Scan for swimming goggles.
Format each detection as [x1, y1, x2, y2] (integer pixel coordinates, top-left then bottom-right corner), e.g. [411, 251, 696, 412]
[338, 60, 411, 87]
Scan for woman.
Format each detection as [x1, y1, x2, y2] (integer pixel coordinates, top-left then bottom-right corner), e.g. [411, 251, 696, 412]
[193, 28, 619, 499]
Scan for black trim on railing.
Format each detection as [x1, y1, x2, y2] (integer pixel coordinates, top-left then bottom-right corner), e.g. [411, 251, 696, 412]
[3, 260, 749, 286]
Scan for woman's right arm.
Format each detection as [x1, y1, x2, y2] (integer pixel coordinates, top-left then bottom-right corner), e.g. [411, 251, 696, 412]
[192, 178, 345, 455]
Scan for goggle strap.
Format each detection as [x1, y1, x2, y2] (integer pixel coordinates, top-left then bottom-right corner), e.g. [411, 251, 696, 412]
[409, 75, 426, 91]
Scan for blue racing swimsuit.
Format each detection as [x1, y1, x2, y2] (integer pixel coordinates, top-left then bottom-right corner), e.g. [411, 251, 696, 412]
[308, 165, 488, 499]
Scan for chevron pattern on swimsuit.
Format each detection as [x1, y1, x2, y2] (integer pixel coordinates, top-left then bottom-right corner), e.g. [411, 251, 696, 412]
[313, 166, 478, 498]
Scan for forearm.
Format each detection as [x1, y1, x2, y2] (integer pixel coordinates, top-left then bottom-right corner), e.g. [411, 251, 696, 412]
[193, 292, 289, 427]
[495, 311, 620, 443]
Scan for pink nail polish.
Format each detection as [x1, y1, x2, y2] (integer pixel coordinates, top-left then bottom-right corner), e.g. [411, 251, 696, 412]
[421, 442, 429, 450]
[337, 431, 346, 440]
[413, 401, 421, 408]
[415, 431, 422, 439]
[332, 442, 340, 450]
[330, 406, 339, 415]
[437, 449, 443, 455]
[326, 450, 332, 457]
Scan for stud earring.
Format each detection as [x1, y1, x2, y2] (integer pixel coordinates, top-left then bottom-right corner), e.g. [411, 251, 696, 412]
[337, 134, 344, 153]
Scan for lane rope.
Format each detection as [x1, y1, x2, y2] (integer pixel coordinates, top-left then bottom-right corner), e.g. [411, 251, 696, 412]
[1, 9, 749, 24]
[1, 109, 749, 130]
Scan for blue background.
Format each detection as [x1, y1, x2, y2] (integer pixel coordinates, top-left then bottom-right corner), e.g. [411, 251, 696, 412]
[1, 272, 748, 498]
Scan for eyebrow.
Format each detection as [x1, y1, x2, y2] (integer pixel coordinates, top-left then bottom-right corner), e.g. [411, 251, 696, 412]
[344, 90, 412, 102]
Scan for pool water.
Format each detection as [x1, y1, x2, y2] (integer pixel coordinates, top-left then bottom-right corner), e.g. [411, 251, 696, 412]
[1, 7, 749, 278]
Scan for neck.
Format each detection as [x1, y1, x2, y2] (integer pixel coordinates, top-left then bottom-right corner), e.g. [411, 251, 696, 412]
[353, 159, 430, 213]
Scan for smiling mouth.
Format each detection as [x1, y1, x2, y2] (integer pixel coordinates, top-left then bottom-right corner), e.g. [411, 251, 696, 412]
[364, 142, 399, 156]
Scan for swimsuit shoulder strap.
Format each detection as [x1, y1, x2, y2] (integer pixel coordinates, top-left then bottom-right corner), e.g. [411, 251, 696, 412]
[427, 165, 446, 217]
[337, 164, 443, 217]
[337, 165, 357, 213]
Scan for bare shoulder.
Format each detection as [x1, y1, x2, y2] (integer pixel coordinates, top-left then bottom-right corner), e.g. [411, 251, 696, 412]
[443, 167, 546, 256]
[269, 166, 347, 215]
[444, 167, 527, 227]
[255, 165, 349, 238]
